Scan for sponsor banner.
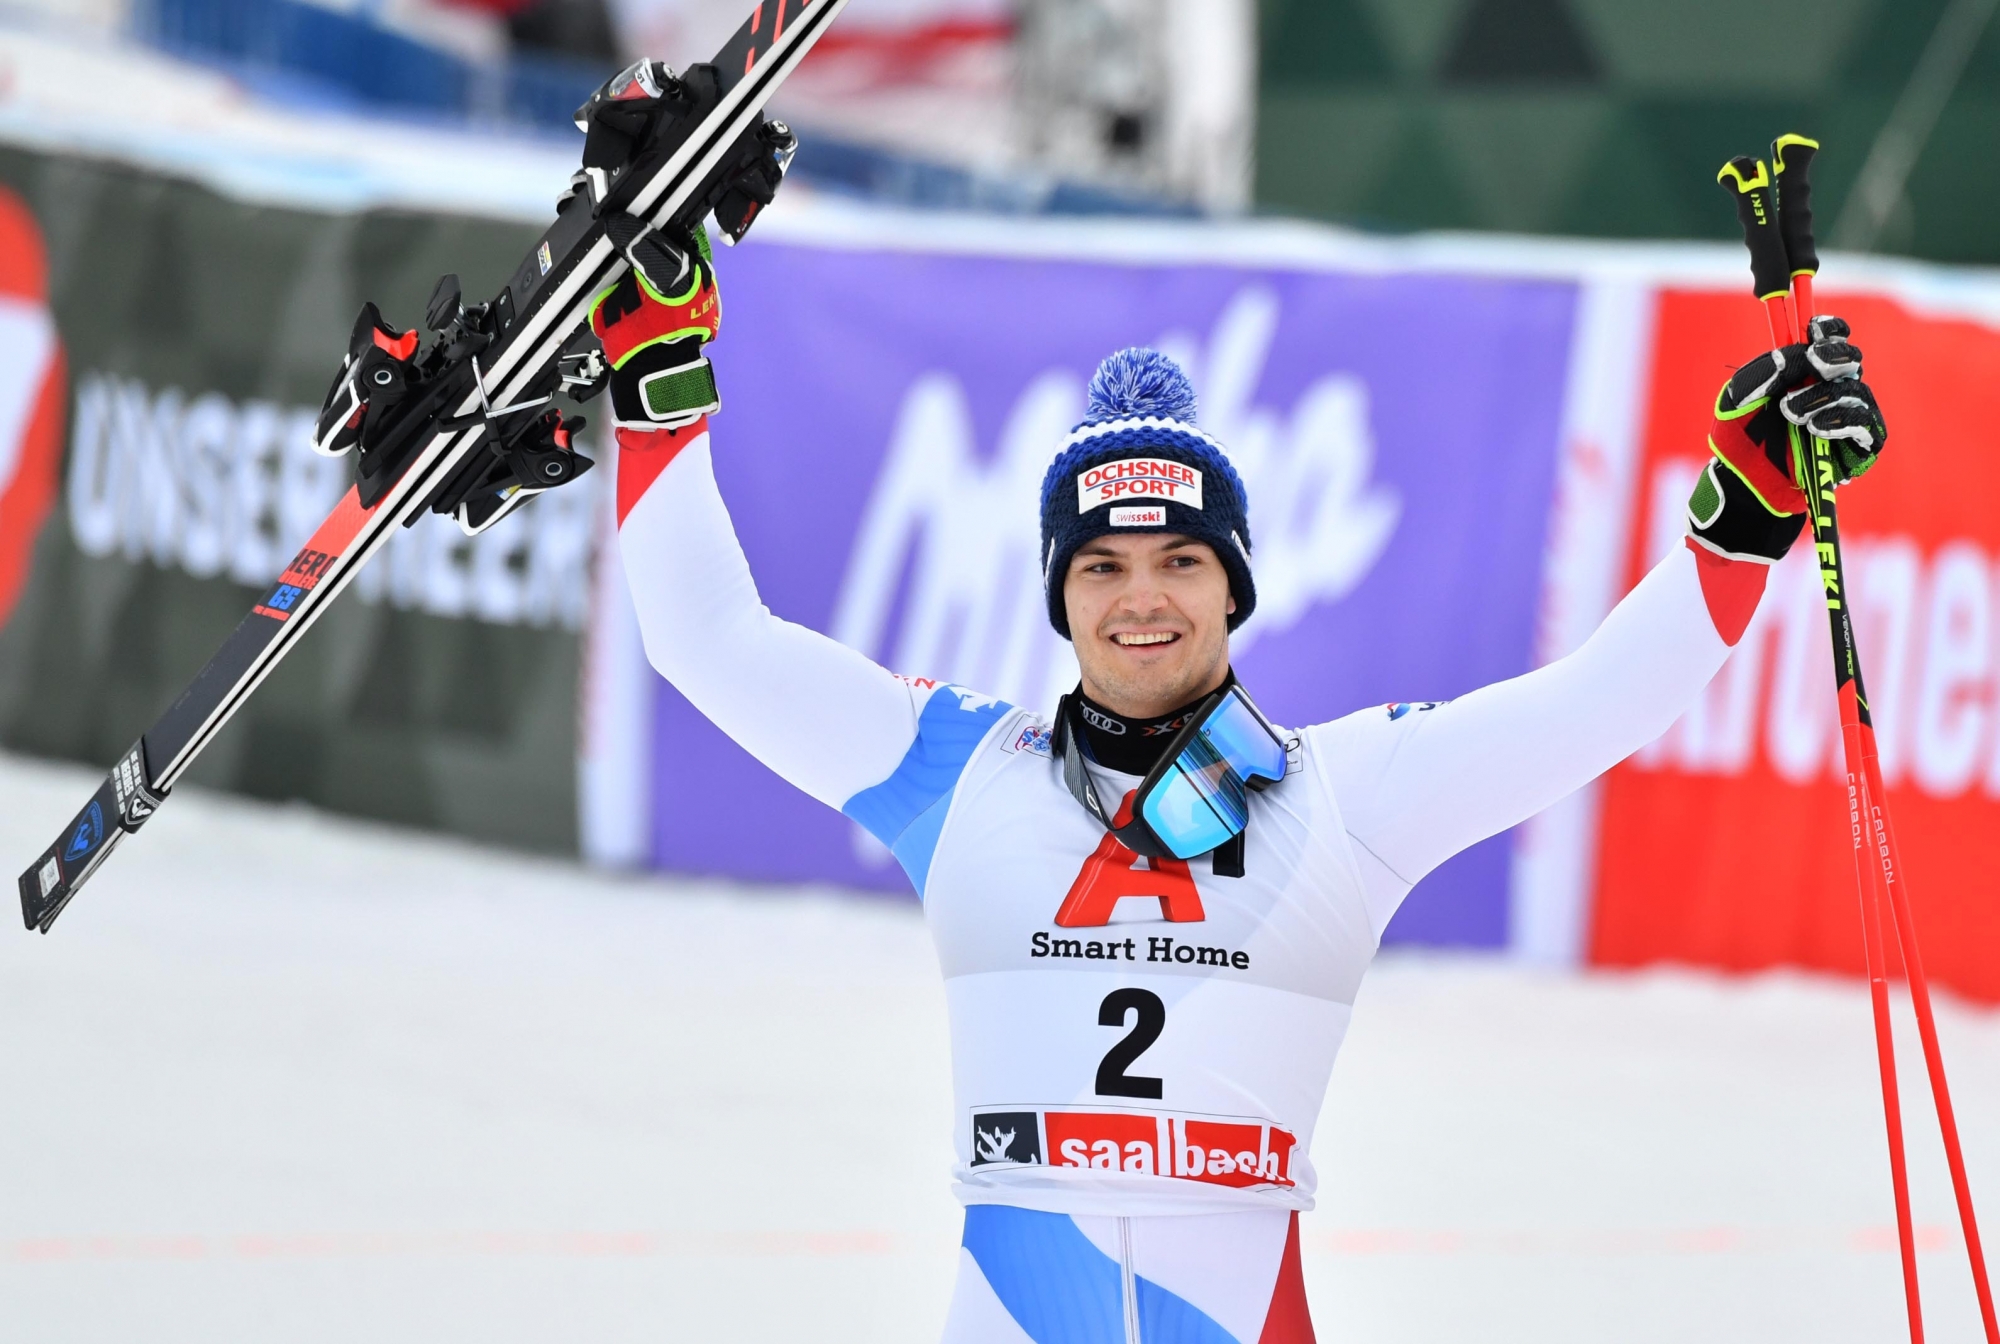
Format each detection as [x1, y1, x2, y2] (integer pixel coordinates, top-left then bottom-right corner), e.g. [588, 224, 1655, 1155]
[0, 144, 591, 853]
[644, 240, 1580, 945]
[970, 1105, 1299, 1189]
[1589, 288, 2000, 1000]
[64, 371, 597, 630]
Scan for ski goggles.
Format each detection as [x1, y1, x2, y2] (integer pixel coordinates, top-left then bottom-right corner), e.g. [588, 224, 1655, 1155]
[1058, 683, 1289, 864]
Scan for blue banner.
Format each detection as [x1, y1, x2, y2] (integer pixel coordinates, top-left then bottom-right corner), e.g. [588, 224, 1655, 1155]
[645, 239, 1578, 946]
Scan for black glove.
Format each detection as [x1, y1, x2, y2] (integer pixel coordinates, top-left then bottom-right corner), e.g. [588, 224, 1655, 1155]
[588, 214, 721, 433]
[1715, 315, 1886, 494]
[1691, 316, 1886, 564]
[1777, 318, 1886, 485]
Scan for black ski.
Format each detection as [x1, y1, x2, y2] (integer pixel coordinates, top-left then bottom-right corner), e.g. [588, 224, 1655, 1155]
[18, 0, 848, 932]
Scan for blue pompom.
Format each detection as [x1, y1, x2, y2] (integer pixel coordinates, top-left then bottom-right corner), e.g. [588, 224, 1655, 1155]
[1084, 348, 1197, 426]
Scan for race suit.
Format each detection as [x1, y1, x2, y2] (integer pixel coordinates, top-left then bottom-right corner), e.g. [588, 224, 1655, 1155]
[617, 419, 1748, 1343]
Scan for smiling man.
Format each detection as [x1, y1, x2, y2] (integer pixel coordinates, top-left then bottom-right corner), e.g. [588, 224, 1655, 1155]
[601, 217, 1885, 1342]
[1064, 527, 1233, 710]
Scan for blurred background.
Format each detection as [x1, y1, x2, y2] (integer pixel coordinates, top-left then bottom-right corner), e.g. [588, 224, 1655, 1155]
[0, 1, 1998, 1340]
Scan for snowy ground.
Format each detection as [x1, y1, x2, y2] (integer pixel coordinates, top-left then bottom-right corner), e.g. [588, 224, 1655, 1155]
[3, 751, 1998, 1344]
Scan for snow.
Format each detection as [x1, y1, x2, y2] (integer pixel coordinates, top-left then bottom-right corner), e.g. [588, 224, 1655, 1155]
[2, 749, 1998, 1343]
[0, 22, 581, 220]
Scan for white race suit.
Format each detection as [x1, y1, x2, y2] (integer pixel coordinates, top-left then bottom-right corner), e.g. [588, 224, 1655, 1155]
[615, 414, 1754, 1344]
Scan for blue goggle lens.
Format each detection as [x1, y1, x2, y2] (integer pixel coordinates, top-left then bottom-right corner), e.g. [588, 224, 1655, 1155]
[1138, 691, 1287, 860]
[1201, 692, 1290, 783]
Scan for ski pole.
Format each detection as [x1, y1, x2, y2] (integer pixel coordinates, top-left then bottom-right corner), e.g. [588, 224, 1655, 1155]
[1720, 142, 1920, 1344]
[1770, 133, 2000, 1344]
[1771, 135, 1818, 342]
[1719, 149, 1928, 1344]
[1716, 156, 1795, 351]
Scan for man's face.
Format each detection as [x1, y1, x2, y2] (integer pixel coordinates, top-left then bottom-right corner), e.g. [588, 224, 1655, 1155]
[1063, 532, 1234, 719]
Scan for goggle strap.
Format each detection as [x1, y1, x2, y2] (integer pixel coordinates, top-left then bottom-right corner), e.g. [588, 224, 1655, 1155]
[1056, 695, 1114, 831]
[1055, 690, 1257, 871]
[1057, 693, 1176, 858]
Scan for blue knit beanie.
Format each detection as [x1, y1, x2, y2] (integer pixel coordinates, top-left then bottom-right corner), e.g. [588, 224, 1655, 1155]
[1039, 348, 1255, 640]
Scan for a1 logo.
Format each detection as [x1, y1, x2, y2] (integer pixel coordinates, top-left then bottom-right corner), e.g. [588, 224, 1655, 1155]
[1053, 790, 1207, 929]
[1054, 832, 1205, 928]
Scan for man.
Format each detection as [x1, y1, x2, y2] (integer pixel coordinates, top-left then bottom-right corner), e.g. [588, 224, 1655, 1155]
[597, 217, 1885, 1341]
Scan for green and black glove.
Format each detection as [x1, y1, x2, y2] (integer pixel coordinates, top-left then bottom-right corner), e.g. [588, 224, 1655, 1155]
[589, 214, 723, 434]
[1689, 315, 1887, 563]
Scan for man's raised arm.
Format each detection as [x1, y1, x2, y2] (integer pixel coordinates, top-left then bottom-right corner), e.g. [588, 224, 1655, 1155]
[599, 219, 999, 841]
[1318, 319, 1888, 929]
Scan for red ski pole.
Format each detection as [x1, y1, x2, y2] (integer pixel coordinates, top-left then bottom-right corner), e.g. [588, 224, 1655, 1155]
[1720, 150, 1928, 1344]
[1769, 132, 2000, 1344]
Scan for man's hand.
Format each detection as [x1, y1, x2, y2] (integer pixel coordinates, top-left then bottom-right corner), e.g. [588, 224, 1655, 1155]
[1690, 315, 1888, 565]
[588, 214, 722, 432]
[1777, 317, 1887, 486]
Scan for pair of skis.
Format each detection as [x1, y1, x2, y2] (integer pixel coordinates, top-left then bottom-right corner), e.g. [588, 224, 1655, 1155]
[15, 0, 850, 933]
[1719, 137, 1998, 1344]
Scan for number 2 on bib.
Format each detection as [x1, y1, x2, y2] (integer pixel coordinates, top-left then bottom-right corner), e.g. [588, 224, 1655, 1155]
[1096, 988, 1165, 1099]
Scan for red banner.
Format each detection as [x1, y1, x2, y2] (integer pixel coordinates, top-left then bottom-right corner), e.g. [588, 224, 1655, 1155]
[0, 186, 64, 632]
[1590, 287, 2000, 1000]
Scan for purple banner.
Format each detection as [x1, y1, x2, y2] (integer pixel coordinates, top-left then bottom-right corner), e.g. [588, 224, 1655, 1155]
[645, 239, 1578, 947]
